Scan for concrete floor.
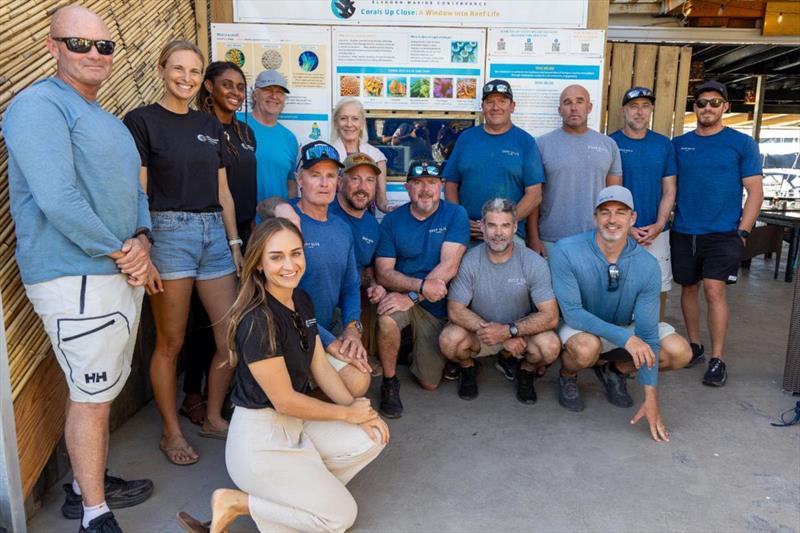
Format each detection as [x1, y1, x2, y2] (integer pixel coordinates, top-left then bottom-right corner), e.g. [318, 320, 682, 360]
[28, 256, 800, 533]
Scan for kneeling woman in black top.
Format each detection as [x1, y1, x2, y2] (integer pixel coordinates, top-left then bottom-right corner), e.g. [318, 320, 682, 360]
[177, 218, 388, 533]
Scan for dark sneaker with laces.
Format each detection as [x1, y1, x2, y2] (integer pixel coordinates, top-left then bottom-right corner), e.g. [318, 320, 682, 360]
[686, 342, 706, 368]
[494, 352, 519, 381]
[380, 376, 403, 418]
[79, 511, 123, 533]
[62, 470, 154, 519]
[593, 364, 633, 408]
[702, 357, 727, 387]
[558, 375, 584, 412]
[458, 365, 478, 400]
[443, 361, 460, 381]
[515, 368, 537, 404]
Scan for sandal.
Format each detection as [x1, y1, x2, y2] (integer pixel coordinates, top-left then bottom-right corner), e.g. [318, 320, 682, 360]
[160, 438, 199, 466]
[179, 399, 207, 427]
[176, 511, 210, 533]
[198, 426, 228, 441]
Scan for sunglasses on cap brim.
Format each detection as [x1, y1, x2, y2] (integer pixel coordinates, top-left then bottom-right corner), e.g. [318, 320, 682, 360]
[624, 88, 653, 102]
[409, 163, 441, 177]
[53, 37, 116, 55]
[303, 144, 340, 162]
[483, 83, 511, 95]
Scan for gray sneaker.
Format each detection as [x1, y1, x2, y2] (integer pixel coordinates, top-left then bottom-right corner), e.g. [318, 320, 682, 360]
[594, 364, 633, 408]
[558, 375, 584, 412]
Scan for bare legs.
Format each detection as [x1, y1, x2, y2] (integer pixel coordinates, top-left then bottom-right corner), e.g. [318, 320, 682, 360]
[65, 399, 111, 506]
[680, 279, 729, 359]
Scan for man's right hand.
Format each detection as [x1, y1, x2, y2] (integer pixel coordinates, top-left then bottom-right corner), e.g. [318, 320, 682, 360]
[502, 337, 526, 357]
[624, 335, 656, 370]
[377, 292, 415, 316]
[528, 237, 546, 257]
[631, 386, 669, 442]
[421, 278, 447, 302]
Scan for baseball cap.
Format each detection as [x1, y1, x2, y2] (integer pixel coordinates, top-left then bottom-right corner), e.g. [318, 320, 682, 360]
[694, 80, 728, 100]
[298, 141, 343, 170]
[595, 185, 634, 211]
[343, 152, 381, 174]
[406, 159, 442, 180]
[482, 79, 513, 101]
[254, 70, 290, 93]
[622, 86, 655, 106]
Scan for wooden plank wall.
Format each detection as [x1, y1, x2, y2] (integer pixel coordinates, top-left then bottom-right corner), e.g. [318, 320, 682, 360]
[0, 0, 197, 497]
[603, 42, 693, 138]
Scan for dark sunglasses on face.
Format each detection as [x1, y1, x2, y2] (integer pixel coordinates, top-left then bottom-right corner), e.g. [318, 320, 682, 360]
[695, 98, 726, 109]
[303, 144, 340, 162]
[409, 163, 441, 177]
[53, 37, 116, 55]
[291, 312, 310, 352]
[608, 264, 620, 292]
[483, 83, 510, 94]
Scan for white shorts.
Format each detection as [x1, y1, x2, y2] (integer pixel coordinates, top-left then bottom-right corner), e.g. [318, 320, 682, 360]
[641, 229, 673, 292]
[25, 274, 143, 403]
[558, 321, 676, 354]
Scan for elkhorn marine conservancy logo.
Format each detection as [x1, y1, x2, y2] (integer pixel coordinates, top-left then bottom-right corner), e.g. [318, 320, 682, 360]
[197, 134, 219, 145]
[331, 0, 356, 19]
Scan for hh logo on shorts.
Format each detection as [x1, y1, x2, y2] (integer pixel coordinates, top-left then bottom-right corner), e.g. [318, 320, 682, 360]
[85, 371, 108, 384]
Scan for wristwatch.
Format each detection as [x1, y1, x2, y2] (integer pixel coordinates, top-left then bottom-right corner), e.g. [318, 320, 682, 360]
[347, 320, 364, 334]
[407, 291, 420, 304]
[508, 322, 520, 338]
[133, 227, 154, 245]
[737, 229, 750, 239]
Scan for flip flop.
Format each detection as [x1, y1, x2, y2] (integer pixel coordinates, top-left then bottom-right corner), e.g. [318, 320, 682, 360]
[198, 427, 228, 441]
[160, 441, 199, 466]
[179, 399, 206, 426]
[176, 511, 210, 533]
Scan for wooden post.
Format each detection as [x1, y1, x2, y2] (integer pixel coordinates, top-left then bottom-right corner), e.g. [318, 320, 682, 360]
[211, 0, 234, 23]
[607, 43, 635, 134]
[672, 46, 693, 138]
[752, 74, 766, 142]
[196, 0, 210, 61]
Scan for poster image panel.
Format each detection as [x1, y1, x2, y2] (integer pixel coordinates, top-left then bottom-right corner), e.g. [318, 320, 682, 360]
[235, 0, 588, 28]
[486, 29, 605, 138]
[333, 26, 485, 112]
[211, 23, 332, 144]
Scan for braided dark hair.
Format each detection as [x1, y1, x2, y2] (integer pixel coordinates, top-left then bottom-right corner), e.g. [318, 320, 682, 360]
[196, 61, 254, 159]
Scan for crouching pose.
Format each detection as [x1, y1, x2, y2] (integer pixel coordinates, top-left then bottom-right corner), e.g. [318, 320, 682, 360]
[177, 218, 388, 533]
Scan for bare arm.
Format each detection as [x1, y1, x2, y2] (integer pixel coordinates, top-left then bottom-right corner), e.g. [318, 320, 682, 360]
[655, 175, 677, 231]
[740, 174, 764, 233]
[375, 256, 423, 293]
[426, 241, 467, 284]
[375, 160, 391, 212]
[218, 168, 243, 273]
[287, 179, 298, 199]
[444, 181, 460, 204]
[526, 205, 545, 255]
[515, 184, 542, 221]
[447, 300, 485, 332]
[514, 299, 559, 336]
[606, 174, 623, 186]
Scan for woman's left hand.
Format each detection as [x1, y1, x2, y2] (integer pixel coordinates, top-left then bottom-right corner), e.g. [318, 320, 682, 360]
[359, 416, 390, 444]
[232, 245, 243, 277]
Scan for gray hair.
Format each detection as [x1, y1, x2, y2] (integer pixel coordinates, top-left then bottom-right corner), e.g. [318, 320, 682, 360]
[481, 198, 516, 220]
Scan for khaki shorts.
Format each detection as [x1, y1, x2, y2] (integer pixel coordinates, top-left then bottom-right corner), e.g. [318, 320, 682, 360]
[641, 229, 673, 292]
[558, 321, 676, 353]
[386, 305, 446, 385]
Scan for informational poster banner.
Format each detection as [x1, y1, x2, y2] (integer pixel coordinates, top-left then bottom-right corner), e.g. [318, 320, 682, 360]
[211, 23, 332, 144]
[332, 26, 486, 112]
[235, 0, 588, 29]
[486, 29, 606, 137]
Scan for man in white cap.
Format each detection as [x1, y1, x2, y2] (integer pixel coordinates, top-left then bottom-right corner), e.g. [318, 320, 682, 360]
[549, 186, 691, 442]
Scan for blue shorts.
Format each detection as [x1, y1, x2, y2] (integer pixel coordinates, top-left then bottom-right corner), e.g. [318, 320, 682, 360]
[150, 211, 235, 281]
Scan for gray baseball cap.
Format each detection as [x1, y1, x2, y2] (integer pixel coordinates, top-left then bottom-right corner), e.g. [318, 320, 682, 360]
[254, 70, 290, 93]
[595, 185, 634, 210]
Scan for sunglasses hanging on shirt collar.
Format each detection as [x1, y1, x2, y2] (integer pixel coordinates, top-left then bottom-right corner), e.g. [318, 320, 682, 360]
[607, 264, 620, 292]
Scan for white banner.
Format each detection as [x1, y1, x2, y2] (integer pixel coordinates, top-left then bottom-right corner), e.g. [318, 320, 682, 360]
[332, 26, 486, 112]
[211, 23, 332, 144]
[486, 28, 606, 138]
[234, 0, 588, 28]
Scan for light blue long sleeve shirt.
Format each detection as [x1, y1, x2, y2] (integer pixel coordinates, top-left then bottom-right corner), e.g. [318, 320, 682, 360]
[550, 231, 661, 386]
[4, 77, 150, 285]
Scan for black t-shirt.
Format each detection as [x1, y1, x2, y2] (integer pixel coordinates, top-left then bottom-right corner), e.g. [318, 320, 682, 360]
[123, 104, 228, 212]
[223, 120, 257, 224]
[230, 289, 319, 409]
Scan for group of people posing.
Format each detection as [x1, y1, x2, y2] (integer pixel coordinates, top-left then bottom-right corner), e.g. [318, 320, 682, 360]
[3, 5, 763, 533]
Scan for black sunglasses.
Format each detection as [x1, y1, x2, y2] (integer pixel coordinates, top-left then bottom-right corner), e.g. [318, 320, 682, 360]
[53, 37, 116, 55]
[625, 87, 653, 101]
[695, 98, 726, 109]
[409, 163, 441, 177]
[608, 264, 620, 292]
[291, 312, 310, 352]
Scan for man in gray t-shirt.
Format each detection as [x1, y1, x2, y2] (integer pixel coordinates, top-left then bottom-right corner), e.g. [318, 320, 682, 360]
[528, 84, 623, 256]
[439, 198, 561, 404]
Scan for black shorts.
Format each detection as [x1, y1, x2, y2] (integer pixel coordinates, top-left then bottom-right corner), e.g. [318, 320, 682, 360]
[670, 230, 744, 285]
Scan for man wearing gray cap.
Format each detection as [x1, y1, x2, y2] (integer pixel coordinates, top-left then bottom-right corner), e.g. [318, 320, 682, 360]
[549, 186, 691, 441]
[241, 69, 299, 202]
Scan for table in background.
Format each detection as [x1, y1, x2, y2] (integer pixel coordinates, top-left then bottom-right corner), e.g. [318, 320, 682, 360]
[758, 209, 800, 282]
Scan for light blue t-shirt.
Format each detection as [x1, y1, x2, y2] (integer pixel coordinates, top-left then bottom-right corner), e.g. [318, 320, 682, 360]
[444, 125, 544, 237]
[237, 113, 298, 202]
[672, 127, 762, 235]
[376, 200, 470, 318]
[550, 231, 660, 387]
[4, 77, 150, 285]
[610, 129, 677, 228]
[329, 197, 380, 273]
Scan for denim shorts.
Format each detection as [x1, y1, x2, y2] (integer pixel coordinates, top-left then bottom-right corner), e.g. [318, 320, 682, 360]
[150, 211, 236, 281]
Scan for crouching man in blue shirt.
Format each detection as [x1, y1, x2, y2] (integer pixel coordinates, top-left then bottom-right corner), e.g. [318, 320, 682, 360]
[550, 186, 692, 442]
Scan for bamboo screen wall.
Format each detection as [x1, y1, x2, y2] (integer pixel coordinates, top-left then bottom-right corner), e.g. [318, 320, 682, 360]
[0, 0, 197, 496]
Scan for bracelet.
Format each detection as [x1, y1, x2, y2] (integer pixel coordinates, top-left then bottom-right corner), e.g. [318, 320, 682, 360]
[419, 278, 426, 294]
[228, 238, 243, 247]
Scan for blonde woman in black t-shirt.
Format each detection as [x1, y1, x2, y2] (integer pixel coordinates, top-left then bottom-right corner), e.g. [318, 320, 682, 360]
[124, 40, 243, 465]
[177, 217, 389, 533]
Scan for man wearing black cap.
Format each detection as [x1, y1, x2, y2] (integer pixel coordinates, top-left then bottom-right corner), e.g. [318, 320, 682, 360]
[610, 87, 677, 317]
[292, 140, 372, 397]
[444, 78, 545, 244]
[671, 80, 763, 386]
[375, 160, 470, 417]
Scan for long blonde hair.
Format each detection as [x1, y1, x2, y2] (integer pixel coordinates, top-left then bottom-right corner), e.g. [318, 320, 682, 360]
[158, 39, 204, 69]
[331, 97, 368, 146]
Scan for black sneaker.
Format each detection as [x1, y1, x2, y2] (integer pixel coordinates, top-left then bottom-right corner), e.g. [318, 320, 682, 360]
[702, 357, 727, 387]
[686, 342, 706, 368]
[558, 375, 584, 412]
[515, 368, 537, 405]
[458, 365, 479, 400]
[443, 361, 460, 381]
[79, 511, 123, 533]
[494, 352, 519, 381]
[62, 471, 154, 519]
[380, 376, 403, 418]
[593, 364, 633, 408]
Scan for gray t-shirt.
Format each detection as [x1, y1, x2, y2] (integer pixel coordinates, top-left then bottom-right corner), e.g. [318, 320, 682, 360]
[449, 243, 555, 324]
[536, 128, 622, 242]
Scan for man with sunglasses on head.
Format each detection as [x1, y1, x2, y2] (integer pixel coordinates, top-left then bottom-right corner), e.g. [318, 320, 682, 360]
[671, 80, 764, 386]
[292, 141, 372, 397]
[375, 160, 470, 417]
[610, 87, 677, 318]
[550, 186, 691, 441]
[3, 6, 153, 532]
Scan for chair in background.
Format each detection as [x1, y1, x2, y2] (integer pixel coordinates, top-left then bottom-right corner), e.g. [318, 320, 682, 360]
[741, 225, 785, 279]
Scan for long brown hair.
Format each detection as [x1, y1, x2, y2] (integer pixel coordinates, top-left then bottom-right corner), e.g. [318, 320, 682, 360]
[158, 39, 204, 69]
[225, 217, 305, 367]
